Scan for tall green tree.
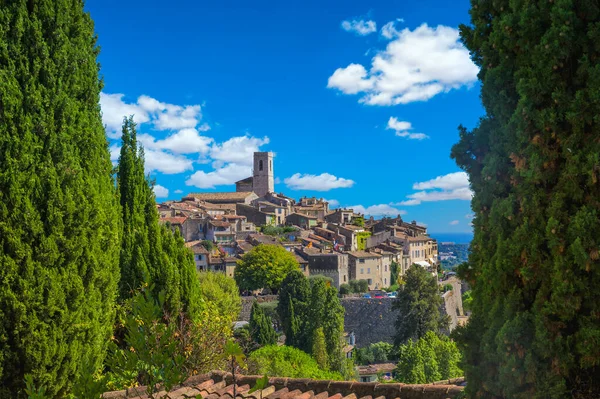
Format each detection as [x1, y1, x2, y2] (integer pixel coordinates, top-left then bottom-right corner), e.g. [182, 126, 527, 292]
[393, 265, 445, 345]
[116, 118, 200, 318]
[278, 273, 346, 374]
[277, 270, 310, 350]
[395, 332, 462, 384]
[198, 272, 242, 322]
[249, 302, 277, 347]
[311, 328, 329, 370]
[0, 1, 120, 396]
[453, 1, 600, 397]
[235, 244, 299, 293]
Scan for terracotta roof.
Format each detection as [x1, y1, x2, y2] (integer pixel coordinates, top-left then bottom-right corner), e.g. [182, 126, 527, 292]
[210, 220, 231, 228]
[347, 251, 382, 259]
[101, 370, 465, 399]
[160, 216, 187, 225]
[188, 192, 255, 201]
[184, 241, 209, 254]
[357, 363, 397, 375]
[288, 212, 318, 220]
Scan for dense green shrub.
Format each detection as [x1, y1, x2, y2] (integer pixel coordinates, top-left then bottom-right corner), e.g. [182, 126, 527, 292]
[247, 345, 343, 380]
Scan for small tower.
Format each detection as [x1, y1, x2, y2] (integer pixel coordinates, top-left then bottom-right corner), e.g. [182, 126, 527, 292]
[253, 151, 274, 197]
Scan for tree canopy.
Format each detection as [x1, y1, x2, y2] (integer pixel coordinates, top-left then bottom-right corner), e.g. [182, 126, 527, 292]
[452, 1, 600, 397]
[277, 271, 347, 375]
[0, 1, 120, 395]
[247, 345, 343, 380]
[235, 244, 299, 292]
[395, 332, 462, 384]
[198, 272, 241, 322]
[117, 117, 200, 318]
[393, 265, 445, 345]
[249, 302, 277, 347]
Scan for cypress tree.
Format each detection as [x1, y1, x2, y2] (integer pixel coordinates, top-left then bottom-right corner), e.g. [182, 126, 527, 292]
[393, 264, 445, 345]
[277, 270, 310, 350]
[249, 302, 277, 347]
[312, 327, 329, 370]
[0, 1, 120, 396]
[453, 1, 600, 397]
[117, 117, 200, 317]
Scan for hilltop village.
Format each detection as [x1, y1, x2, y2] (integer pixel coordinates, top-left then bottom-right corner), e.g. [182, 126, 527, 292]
[158, 152, 440, 289]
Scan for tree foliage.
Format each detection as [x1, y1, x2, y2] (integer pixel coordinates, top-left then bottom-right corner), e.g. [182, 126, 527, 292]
[234, 244, 299, 292]
[452, 1, 600, 397]
[277, 272, 346, 375]
[198, 272, 241, 322]
[311, 328, 329, 370]
[390, 262, 400, 286]
[249, 302, 277, 347]
[355, 342, 396, 365]
[395, 332, 462, 384]
[247, 345, 343, 380]
[117, 117, 201, 318]
[393, 265, 445, 345]
[0, 1, 120, 396]
[348, 279, 369, 293]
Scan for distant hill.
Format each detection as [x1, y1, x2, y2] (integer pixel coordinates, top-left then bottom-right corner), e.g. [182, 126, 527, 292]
[430, 232, 473, 244]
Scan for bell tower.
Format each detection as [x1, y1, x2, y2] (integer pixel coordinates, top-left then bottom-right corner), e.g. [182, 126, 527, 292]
[253, 152, 274, 197]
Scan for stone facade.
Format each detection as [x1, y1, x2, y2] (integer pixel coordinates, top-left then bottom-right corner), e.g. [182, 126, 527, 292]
[304, 252, 349, 288]
[252, 151, 274, 197]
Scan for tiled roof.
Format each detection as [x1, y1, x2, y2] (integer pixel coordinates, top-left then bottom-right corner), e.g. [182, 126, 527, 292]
[188, 192, 255, 200]
[210, 220, 231, 228]
[184, 241, 209, 254]
[101, 370, 465, 399]
[357, 363, 396, 375]
[160, 216, 188, 225]
[347, 251, 382, 259]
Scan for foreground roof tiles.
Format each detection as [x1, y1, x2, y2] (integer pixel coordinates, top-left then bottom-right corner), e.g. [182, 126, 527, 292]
[102, 370, 465, 399]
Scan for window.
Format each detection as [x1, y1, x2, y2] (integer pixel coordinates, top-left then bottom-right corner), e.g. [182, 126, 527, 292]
[359, 259, 365, 264]
[367, 279, 373, 285]
[259, 160, 263, 171]
[360, 268, 364, 274]
[344, 275, 347, 282]
[384, 278, 387, 285]
[367, 268, 371, 274]
[270, 160, 272, 170]
[385, 265, 388, 271]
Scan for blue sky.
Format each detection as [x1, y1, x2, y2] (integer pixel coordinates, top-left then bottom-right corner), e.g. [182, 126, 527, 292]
[86, 0, 481, 234]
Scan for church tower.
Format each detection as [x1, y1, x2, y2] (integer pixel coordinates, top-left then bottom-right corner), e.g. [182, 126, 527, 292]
[253, 152, 274, 197]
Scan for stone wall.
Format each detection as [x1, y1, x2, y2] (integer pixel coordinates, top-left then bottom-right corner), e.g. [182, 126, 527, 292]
[341, 297, 397, 347]
[239, 295, 278, 321]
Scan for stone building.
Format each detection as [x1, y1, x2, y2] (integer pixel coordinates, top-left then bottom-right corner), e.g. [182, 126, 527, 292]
[347, 251, 391, 290]
[233, 152, 275, 198]
[296, 249, 349, 288]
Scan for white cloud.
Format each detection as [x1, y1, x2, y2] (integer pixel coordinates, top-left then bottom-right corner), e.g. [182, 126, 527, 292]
[341, 19, 377, 36]
[327, 64, 374, 95]
[138, 128, 213, 155]
[153, 184, 169, 198]
[380, 19, 404, 39]
[396, 172, 473, 205]
[449, 220, 459, 225]
[185, 163, 252, 189]
[326, 199, 340, 208]
[465, 213, 474, 219]
[349, 204, 406, 217]
[284, 173, 355, 191]
[328, 23, 479, 105]
[386, 117, 429, 140]
[144, 148, 194, 174]
[413, 171, 469, 190]
[100, 93, 205, 137]
[100, 93, 150, 138]
[174, 189, 184, 194]
[210, 135, 270, 166]
[274, 177, 281, 184]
